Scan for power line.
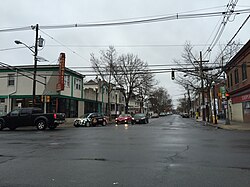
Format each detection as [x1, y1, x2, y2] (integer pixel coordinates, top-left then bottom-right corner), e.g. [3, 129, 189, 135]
[39, 29, 90, 63]
[212, 13, 250, 66]
[203, 0, 239, 58]
[0, 8, 249, 33]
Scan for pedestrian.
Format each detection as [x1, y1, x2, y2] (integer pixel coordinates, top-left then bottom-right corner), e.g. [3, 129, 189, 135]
[196, 112, 199, 120]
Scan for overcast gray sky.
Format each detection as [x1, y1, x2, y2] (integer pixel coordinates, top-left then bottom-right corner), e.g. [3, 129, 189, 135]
[1, 0, 250, 107]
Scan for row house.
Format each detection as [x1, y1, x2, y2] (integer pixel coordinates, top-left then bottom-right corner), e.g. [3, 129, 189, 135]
[83, 79, 146, 117]
[225, 40, 250, 123]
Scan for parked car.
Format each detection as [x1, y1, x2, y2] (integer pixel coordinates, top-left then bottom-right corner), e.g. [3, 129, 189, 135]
[0, 107, 65, 130]
[159, 112, 167, 117]
[74, 113, 107, 127]
[133, 113, 149, 124]
[151, 113, 159, 118]
[115, 114, 134, 124]
[182, 113, 190, 118]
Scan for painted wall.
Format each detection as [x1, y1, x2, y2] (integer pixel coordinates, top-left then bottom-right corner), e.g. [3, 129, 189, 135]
[231, 102, 244, 122]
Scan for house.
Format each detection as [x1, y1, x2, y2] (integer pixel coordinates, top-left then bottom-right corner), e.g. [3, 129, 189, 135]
[0, 63, 85, 118]
[83, 79, 126, 117]
[225, 40, 250, 123]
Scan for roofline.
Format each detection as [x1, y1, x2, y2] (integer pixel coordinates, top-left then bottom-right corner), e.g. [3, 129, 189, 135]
[225, 40, 250, 68]
[0, 64, 85, 78]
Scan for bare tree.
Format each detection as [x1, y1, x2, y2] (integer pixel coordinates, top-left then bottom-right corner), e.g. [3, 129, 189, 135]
[90, 46, 117, 117]
[112, 53, 154, 113]
[149, 87, 173, 114]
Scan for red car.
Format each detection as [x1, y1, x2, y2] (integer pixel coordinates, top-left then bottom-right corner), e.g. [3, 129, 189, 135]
[115, 114, 134, 124]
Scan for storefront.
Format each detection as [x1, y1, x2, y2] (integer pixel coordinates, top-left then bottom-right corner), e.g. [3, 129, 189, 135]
[231, 91, 250, 123]
[9, 96, 79, 118]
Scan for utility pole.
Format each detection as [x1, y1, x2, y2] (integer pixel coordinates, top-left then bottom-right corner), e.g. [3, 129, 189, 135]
[222, 56, 230, 125]
[199, 51, 206, 121]
[32, 24, 39, 107]
[187, 86, 191, 117]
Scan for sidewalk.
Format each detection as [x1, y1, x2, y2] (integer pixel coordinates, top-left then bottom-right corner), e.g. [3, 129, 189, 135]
[196, 117, 250, 131]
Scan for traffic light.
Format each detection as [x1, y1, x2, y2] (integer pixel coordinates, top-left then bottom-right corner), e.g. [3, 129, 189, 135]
[171, 70, 175, 80]
[226, 93, 230, 100]
[46, 96, 50, 103]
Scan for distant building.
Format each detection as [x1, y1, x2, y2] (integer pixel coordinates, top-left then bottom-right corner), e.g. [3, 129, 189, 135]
[225, 40, 250, 123]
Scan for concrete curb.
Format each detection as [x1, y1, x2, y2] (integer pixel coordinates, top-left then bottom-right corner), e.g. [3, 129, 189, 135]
[195, 117, 250, 131]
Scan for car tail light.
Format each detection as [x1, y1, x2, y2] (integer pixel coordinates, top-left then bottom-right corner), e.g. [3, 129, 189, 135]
[54, 114, 57, 119]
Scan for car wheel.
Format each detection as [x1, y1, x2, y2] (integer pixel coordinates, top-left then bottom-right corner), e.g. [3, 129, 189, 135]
[102, 120, 107, 126]
[85, 121, 91, 127]
[74, 123, 80, 127]
[36, 120, 47, 130]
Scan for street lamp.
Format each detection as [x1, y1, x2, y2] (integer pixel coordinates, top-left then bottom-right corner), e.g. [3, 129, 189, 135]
[14, 24, 40, 107]
[212, 81, 217, 124]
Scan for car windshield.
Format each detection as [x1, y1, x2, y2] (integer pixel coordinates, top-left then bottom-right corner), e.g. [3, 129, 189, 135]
[79, 113, 91, 118]
[134, 114, 145, 117]
[119, 114, 130, 117]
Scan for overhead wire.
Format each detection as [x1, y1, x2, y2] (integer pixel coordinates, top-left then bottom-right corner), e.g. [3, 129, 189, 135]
[0, 8, 249, 33]
[203, 0, 239, 59]
[39, 29, 90, 63]
[211, 13, 250, 67]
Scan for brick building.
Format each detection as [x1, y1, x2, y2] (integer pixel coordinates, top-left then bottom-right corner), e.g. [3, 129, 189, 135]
[225, 40, 250, 123]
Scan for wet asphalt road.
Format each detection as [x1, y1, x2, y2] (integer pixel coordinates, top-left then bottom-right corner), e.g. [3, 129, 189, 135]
[0, 114, 250, 187]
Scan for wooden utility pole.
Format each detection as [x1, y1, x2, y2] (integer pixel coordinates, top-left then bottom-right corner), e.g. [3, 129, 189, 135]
[199, 51, 206, 121]
[32, 24, 39, 107]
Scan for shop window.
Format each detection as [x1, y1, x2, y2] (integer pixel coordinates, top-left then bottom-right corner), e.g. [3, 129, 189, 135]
[8, 74, 15, 86]
[0, 98, 5, 103]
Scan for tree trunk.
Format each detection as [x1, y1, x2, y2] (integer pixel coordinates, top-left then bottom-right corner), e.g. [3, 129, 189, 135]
[125, 102, 129, 114]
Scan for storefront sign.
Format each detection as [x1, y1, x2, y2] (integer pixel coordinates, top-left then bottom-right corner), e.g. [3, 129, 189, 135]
[232, 93, 250, 104]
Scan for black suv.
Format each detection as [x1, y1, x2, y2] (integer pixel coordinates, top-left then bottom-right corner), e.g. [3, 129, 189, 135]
[74, 113, 107, 127]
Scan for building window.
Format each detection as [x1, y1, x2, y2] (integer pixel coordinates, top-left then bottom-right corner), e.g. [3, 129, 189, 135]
[234, 69, 239, 84]
[74, 78, 81, 90]
[242, 63, 247, 80]
[230, 73, 233, 87]
[64, 75, 70, 87]
[8, 74, 15, 86]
